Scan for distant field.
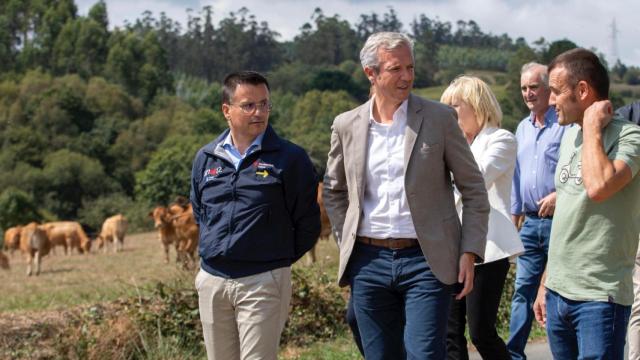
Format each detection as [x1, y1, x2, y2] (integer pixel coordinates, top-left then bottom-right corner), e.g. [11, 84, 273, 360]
[0, 232, 187, 312]
[611, 83, 640, 104]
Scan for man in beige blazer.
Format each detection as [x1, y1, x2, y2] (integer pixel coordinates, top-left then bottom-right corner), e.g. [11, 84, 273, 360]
[323, 32, 489, 359]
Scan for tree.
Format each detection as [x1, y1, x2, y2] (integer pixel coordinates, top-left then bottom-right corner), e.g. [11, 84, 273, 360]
[0, 187, 41, 232]
[20, 0, 77, 70]
[411, 15, 441, 86]
[40, 149, 120, 219]
[134, 136, 205, 205]
[293, 9, 359, 66]
[283, 90, 358, 172]
[611, 59, 627, 81]
[355, 7, 403, 42]
[542, 39, 578, 63]
[105, 29, 172, 104]
[309, 69, 367, 101]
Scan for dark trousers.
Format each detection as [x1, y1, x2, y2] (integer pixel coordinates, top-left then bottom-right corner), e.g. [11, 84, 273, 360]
[346, 293, 365, 355]
[348, 243, 452, 360]
[447, 258, 510, 360]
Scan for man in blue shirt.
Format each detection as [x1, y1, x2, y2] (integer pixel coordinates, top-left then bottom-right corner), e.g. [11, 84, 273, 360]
[190, 71, 320, 360]
[507, 62, 565, 360]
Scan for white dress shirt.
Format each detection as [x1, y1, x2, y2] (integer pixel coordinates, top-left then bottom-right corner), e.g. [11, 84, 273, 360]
[357, 97, 418, 239]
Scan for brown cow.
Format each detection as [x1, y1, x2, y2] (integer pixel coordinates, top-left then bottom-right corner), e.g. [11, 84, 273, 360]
[41, 221, 91, 255]
[96, 214, 128, 253]
[0, 250, 9, 270]
[169, 204, 199, 269]
[3, 225, 22, 255]
[149, 206, 180, 263]
[305, 182, 333, 265]
[19, 222, 51, 276]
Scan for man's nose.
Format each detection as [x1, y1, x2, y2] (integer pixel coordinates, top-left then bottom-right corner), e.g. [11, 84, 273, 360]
[401, 67, 413, 80]
[549, 93, 556, 106]
[525, 88, 534, 98]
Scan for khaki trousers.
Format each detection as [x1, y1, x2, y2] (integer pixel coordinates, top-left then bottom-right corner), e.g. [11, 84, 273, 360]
[195, 267, 292, 360]
[630, 245, 640, 360]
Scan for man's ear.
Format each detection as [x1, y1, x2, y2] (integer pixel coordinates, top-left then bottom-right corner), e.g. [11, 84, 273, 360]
[222, 103, 231, 120]
[577, 80, 590, 101]
[364, 66, 376, 84]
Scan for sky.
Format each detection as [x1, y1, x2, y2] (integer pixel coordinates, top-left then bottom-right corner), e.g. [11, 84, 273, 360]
[76, 0, 640, 67]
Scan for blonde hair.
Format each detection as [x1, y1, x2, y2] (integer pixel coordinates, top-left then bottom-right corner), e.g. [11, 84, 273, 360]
[440, 75, 502, 129]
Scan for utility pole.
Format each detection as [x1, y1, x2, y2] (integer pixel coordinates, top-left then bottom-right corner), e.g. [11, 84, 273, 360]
[609, 18, 620, 63]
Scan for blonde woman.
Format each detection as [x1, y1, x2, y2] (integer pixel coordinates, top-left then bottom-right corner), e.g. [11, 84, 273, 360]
[441, 76, 524, 360]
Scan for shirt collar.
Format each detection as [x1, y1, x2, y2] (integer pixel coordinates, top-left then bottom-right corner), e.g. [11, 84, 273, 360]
[368, 95, 409, 127]
[222, 130, 265, 153]
[529, 106, 556, 128]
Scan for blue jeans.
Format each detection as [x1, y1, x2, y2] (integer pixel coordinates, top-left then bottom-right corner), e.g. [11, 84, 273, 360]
[546, 289, 630, 360]
[507, 216, 552, 360]
[347, 242, 452, 360]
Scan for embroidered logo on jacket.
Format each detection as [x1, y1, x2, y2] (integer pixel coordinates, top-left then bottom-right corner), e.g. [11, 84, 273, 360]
[203, 166, 223, 182]
[253, 160, 273, 178]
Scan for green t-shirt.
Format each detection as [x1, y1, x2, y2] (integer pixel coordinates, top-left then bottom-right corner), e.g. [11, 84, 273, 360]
[546, 117, 640, 305]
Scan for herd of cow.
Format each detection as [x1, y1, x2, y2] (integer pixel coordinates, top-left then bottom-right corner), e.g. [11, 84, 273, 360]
[1, 215, 127, 276]
[0, 184, 333, 277]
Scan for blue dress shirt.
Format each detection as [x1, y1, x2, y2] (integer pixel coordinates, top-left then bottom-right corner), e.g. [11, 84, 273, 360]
[511, 107, 566, 215]
[221, 131, 265, 170]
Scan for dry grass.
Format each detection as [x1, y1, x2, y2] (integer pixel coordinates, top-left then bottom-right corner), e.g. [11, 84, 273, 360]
[0, 232, 189, 312]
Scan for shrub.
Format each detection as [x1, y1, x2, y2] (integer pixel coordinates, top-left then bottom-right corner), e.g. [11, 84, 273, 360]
[281, 266, 348, 346]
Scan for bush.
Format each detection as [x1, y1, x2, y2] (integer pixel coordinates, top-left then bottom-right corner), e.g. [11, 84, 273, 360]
[43, 266, 348, 357]
[0, 186, 42, 234]
[7, 262, 536, 358]
[281, 266, 348, 346]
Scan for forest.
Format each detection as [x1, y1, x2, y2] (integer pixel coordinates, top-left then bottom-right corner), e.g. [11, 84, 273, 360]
[1, 0, 639, 235]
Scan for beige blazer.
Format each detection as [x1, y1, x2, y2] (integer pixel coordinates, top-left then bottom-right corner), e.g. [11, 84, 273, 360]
[323, 94, 490, 286]
[455, 127, 524, 264]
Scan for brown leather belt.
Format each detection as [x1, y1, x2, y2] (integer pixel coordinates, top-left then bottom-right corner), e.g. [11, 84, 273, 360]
[356, 236, 419, 250]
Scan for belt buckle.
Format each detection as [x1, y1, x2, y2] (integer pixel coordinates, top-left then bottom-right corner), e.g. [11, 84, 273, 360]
[388, 240, 404, 250]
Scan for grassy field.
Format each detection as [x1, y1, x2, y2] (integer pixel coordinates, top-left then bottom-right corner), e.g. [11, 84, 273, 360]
[0, 232, 187, 312]
[0, 231, 545, 359]
[0, 232, 358, 358]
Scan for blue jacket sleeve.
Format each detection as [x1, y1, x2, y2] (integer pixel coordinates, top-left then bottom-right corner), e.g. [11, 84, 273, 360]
[190, 151, 203, 226]
[284, 147, 321, 262]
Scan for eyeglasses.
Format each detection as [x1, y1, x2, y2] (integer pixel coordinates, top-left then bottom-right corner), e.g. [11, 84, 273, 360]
[230, 100, 273, 114]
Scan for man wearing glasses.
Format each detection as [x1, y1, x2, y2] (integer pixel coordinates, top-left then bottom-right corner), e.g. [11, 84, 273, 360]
[190, 71, 320, 360]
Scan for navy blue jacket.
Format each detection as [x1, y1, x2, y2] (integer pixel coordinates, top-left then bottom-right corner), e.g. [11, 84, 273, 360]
[617, 101, 640, 125]
[190, 125, 321, 278]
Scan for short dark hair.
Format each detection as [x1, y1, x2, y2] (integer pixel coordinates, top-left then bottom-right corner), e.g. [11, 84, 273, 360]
[222, 71, 270, 105]
[548, 48, 609, 100]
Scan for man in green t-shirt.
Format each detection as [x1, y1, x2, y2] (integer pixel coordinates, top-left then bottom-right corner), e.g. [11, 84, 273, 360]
[532, 48, 640, 359]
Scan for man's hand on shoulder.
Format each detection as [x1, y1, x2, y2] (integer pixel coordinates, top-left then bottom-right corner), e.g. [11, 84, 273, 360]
[583, 100, 613, 131]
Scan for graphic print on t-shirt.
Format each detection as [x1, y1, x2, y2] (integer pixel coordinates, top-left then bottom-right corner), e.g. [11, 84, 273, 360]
[558, 151, 582, 185]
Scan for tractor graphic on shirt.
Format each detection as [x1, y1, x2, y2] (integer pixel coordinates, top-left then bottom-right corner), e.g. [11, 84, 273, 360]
[559, 151, 582, 185]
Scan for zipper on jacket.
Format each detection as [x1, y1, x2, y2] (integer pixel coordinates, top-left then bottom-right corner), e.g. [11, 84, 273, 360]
[226, 170, 239, 252]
